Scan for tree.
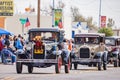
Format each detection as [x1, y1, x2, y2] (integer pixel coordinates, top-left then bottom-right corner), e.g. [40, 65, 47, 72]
[107, 18, 115, 28]
[98, 27, 113, 36]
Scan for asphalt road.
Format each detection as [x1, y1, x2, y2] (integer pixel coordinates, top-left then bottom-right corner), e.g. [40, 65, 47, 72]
[0, 63, 120, 80]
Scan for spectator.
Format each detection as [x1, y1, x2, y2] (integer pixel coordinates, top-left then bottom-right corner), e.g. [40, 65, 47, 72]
[0, 36, 4, 56]
[1, 45, 16, 64]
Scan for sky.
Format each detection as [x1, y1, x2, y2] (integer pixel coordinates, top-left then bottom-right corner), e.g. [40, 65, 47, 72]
[14, 0, 120, 28]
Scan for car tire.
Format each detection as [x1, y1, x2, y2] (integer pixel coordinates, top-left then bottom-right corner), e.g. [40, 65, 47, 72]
[103, 63, 107, 70]
[64, 57, 70, 73]
[74, 63, 78, 70]
[98, 62, 102, 71]
[16, 62, 22, 74]
[88, 62, 92, 67]
[55, 56, 62, 73]
[114, 60, 118, 67]
[119, 60, 120, 67]
[28, 66, 33, 73]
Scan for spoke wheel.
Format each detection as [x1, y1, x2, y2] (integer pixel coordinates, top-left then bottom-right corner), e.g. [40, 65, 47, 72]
[55, 56, 62, 73]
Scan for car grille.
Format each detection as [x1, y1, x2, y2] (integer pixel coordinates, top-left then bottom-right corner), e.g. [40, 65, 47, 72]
[33, 46, 45, 59]
[79, 48, 90, 58]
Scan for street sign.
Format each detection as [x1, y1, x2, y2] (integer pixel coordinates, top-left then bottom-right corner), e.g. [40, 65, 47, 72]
[19, 18, 26, 24]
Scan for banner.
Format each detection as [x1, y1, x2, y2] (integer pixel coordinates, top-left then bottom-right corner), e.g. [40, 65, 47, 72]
[0, 0, 14, 16]
[101, 16, 106, 28]
[54, 9, 63, 28]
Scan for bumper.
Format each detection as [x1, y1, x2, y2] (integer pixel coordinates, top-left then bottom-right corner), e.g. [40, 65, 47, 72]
[17, 59, 58, 63]
[72, 58, 101, 63]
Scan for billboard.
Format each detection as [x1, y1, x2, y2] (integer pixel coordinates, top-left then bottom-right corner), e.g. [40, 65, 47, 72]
[101, 16, 106, 28]
[0, 0, 14, 16]
[54, 9, 63, 29]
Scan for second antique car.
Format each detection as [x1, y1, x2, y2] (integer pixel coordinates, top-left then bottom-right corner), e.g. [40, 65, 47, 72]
[105, 36, 120, 67]
[71, 33, 108, 70]
[15, 27, 71, 74]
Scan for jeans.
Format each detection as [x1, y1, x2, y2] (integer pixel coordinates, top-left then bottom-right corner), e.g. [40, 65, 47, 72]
[62, 49, 70, 64]
[1, 49, 16, 64]
[95, 51, 108, 63]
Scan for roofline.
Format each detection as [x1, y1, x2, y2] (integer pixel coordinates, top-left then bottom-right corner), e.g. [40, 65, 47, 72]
[74, 33, 105, 37]
[28, 27, 64, 33]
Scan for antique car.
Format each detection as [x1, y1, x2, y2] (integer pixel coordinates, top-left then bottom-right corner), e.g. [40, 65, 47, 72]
[71, 33, 107, 70]
[16, 28, 71, 74]
[105, 36, 120, 67]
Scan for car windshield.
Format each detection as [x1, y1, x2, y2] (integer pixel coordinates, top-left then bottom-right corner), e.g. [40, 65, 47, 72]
[29, 31, 59, 42]
[105, 39, 115, 46]
[74, 37, 99, 44]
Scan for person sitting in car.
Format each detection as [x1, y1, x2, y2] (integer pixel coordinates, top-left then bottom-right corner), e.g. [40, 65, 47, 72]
[94, 42, 109, 64]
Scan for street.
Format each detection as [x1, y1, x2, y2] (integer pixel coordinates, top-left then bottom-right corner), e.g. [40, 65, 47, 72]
[0, 63, 120, 80]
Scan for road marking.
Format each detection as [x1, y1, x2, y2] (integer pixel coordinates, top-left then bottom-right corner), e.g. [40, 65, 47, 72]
[1, 77, 15, 80]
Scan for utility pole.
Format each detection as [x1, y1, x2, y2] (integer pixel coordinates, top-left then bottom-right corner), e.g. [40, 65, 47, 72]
[52, 0, 55, 27]
[37, 0, 40, 27]
[98, 0, 102, 28]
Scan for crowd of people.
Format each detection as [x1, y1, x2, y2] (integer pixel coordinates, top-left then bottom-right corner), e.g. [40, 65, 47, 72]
[0, 34, 25, 65]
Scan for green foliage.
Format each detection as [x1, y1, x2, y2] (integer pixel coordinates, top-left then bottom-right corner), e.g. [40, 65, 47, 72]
[98, 27, 113, 36]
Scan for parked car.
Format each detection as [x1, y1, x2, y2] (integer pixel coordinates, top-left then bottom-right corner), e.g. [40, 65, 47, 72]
[71, 33, 108, 70]
[15, 28, 71, 74]
[105, 36, 120, 67]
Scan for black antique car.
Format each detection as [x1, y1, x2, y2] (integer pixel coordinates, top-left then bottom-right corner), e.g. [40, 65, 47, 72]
[105, 36, 120, 67]
[71, 33, 108, 70]
[16, 28, 71, 74]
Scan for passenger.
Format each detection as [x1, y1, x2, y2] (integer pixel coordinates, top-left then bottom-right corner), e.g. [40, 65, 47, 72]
[62, 39, 70, 64]
[1, 45, 16, 64]
[49, 33, 57, 42]
[94, 42, 108, 64]
[15, 35, 24, 50]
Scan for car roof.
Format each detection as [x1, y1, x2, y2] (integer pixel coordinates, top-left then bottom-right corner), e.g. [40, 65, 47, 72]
[74, 33, 105, 37]
[28, 27, 64, 33]
[105, 36, 120, 39]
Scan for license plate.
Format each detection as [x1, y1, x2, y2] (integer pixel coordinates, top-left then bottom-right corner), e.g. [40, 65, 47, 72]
[34, 49, 43, 54]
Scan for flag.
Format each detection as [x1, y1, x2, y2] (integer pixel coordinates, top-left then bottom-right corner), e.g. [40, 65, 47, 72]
[72, 22, 81, 29]
[83, 26, 89, 30]
[58, 19, 63, 29]
[25, 17, 30, 27]
[77, 22, 81, 27]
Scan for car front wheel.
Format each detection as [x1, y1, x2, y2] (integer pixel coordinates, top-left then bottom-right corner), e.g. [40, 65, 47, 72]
[16, 62, 23, 74]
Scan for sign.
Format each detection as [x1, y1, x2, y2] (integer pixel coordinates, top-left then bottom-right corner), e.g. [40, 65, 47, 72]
[19, 18, 26, 25]
[0, 0, 14, 16]
[54, 9, 62, 27]
[101, 16, 106, 28]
